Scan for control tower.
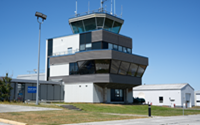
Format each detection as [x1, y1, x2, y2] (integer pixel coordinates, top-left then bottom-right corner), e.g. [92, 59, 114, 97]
[45, 2, 148, 103]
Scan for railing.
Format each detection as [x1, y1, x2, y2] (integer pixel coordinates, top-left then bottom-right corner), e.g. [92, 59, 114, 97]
[70, 8, 120, 19]
[53, 49, 79, 56]
[52, 48, 132, 57]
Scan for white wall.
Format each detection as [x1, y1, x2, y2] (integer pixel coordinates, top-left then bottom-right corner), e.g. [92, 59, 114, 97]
[50, 64, 69, 77]
[196, 94, 200, 106]
[181, 85, 195, 107]
[93, 84, 104, 103]
[53, 34, 80, 55]
[64, 83, 93, 103]
[133, 90, 182, 107]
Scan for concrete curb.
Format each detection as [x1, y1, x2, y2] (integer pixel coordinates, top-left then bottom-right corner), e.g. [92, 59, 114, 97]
[0, 118, 27, 125]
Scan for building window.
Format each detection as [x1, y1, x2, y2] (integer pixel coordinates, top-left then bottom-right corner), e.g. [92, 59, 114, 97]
[197, 100, 200, 102]
[80, 44, 85, 51]
[136, 65, 147, 77]
[96, 17, 104, 29]
[113, 44, 118, 50]
[127, 48, 132, 54]
[123, 47, 127, 53]
[83, 18, 96, 31]
[48, 39, 53, 56]
[104, 18, 114, 31]
[78, 60, 95, 74]
[68, 47, 72, 54]
[159, 97, 163, 103]
[112, 21, 122, 34]
[69, 62, 79, 75]
[71, 21, 85, 34]
[92, 42, 102, 49]
[108, 43, 113, 49]
[102, 42, 108, 49]
[95, 60, 110, 73]
[118, 62, 130, 75]
[111, 89, 124, 101]
[118, 46, 122, 52]
[110, 60, 121, 74]
[86, 43, 92, 50]
[127, 63, 138, 76]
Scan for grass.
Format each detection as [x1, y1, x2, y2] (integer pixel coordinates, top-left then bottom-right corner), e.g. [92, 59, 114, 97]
[72, 103, 200, 116]
[0, 109, 144, 125]
[0, 102, 200, 124]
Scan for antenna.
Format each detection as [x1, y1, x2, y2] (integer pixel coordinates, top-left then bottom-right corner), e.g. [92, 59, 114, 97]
[110, 0, 113, 15]
[75, 0, 78, 17]
[121, 5, 123, 18]
[88, 1, 90, 14]
[100, 0, 107, 12]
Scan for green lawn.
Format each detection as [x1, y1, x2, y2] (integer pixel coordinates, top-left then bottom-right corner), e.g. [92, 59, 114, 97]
[72, 103, 200, 116]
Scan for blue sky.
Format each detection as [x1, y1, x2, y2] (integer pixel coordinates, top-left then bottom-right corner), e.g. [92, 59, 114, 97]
[0, 0, 200, 90]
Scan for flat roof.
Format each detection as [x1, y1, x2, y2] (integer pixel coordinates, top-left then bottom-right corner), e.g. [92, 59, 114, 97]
[11, 78, 62, 85]
[133, 83, 194, 90]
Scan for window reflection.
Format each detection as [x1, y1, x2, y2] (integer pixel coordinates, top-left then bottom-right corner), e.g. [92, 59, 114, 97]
[86, 43, 92, 50]
[78, 60, 95, 74]
[83, 18, 96, 31]
[69, 62, 79, 75]
[113, 44, 118, 50]
[118, 62, 130, 75]
[127, 63, 138, 76]
[112, 22, 122, 34]
[104, 18, 114, 31]
[127, 48, 132, 54]
[136, 65, 146, 77]
[110, 60, 121, 74]
[71, 21, 85, 33]
[95, 60, 110, 73]
[118, 46, 122, 51]
[123, 47, 127, 53]
[108, 43, 113, 49]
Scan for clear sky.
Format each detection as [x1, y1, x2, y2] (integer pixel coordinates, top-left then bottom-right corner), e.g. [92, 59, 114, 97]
[0, 0, 200, 90]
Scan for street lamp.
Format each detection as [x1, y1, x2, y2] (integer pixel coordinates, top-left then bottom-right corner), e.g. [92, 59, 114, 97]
[35, 12, 47, 105]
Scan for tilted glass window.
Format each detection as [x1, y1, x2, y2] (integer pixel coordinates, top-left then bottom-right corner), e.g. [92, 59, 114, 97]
[92, 42, 102, 49]
[86, 43, 92, 50]
[110, 60, 121, 74]
[69, 62, 79, 75]
[118, 62, 130, 75]
[95, 60, 110, 73]
[78, 60, 95, 74]
[127, 48, 132, 54]
[127, 63, 138, 76]
[104, 18, 114, 31]
[97, 17, 104, 26]
[83, 18, 96, 31]
[71, 21, 85, 34]
[113, 44, 118, 50]
[112, 21, 122, 34]
[136, 65, 146, 77]
[123, 47, 127, 53]
[118, 46, 122, 52]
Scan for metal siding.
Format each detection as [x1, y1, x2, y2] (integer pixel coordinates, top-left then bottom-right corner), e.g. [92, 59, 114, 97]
[25, 84, 33, 100]
[50, 74, 141, 87]
[47, 85, 54, 100]
[118, 35, 132, 48]
[102, 30, 119, 44]
[54, 85, 60, 100]
[91, 30, 103, 42]
[40, 85, 47, 100]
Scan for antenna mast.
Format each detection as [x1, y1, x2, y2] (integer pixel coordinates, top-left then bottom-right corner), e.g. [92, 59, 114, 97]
[88, 1, 90, 14]
[75, 1, 78, 17]
[121, 5, 123, 18]
[100, 0, 107, 12]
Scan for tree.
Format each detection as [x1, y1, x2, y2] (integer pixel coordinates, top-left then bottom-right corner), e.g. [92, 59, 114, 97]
[0, 73, 13, 101]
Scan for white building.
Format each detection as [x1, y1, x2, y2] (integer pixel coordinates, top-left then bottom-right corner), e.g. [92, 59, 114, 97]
[195, 90, 200, 106]
[133, 83, 195, 108]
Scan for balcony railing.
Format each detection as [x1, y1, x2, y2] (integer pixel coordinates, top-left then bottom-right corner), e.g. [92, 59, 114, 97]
[70, 8, 120, 19]
[52, 48, 132, 57]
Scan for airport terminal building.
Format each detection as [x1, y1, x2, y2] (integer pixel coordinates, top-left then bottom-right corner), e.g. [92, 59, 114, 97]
[45, 11, 148, 103]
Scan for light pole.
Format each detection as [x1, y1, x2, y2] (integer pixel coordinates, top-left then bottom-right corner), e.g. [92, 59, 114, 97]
[35, 12, 47, 105]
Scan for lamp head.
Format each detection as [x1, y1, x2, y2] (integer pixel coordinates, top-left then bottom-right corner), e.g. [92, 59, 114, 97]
[35, 12, 47, 20]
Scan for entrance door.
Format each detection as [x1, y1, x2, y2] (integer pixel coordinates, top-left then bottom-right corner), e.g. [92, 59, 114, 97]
[17, 84, 25, 101]
[111, 89, 124, 102]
